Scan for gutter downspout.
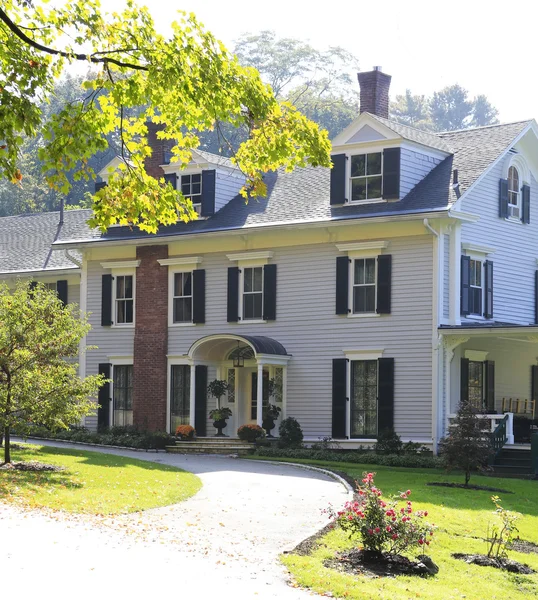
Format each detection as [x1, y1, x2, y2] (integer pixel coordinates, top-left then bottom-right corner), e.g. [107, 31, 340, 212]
[64, 249, 82, 269]
[424, 219, 442, 455]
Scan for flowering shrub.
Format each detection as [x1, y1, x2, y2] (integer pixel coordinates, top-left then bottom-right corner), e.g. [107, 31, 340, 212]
[487, 495, 520, 559]
[237, 424, 265, 442]
[175, 425, 196, 440]
[329, 472, 434, 556]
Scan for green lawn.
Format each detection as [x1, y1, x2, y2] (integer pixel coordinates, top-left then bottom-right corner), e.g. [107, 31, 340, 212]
[0, 444, 201, 514]
[264, 458, 538, 600]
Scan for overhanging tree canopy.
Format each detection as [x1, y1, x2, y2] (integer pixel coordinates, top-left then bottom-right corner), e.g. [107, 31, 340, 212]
[0, 0, 331, 232]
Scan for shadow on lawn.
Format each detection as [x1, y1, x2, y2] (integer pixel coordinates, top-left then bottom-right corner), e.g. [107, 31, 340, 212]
[0, 469, 83, 500]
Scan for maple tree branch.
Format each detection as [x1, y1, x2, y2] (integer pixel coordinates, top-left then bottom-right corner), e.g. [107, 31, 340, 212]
[0, 7, 148, 71]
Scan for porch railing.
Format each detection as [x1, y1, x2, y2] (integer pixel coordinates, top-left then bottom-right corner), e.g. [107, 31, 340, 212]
[501, 398, 536, 419]
[448, 412, 514, 446]
[491, 414, 509, 457]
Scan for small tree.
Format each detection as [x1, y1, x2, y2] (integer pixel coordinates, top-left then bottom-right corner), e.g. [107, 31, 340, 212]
[0, 281, 104, 464]
[439, 401, 493, 486]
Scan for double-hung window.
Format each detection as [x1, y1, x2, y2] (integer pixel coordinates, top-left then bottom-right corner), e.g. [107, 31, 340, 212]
[181, 174, 202, 212]
[350, 360, 378, 438]
[173, 272, 193, 323]
[115, 275, 134, 324]
[507, 166, 521, 219]
[352, 258, 376, 313]
[350, 153, 382, 202]
[242, 266, 264, 320]
[469, 259, 483, 316]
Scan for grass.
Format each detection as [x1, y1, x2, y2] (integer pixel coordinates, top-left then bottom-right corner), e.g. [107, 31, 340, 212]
[260, 458, 538, 600]
[0, 444, 201, 514]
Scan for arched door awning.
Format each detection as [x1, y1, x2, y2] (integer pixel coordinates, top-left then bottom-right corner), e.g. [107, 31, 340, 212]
[188, 334, 289, 362]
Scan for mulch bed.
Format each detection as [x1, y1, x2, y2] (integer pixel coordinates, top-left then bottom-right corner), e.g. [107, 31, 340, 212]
[324, 549, 439, 578]
[427, 482, 512, 494]
[510, 540, 538, 555]
[452, 553, 535, 574]
[0, 461, 64, 472]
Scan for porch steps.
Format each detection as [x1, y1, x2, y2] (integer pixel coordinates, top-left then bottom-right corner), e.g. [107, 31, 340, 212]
[492, 448, 533, 476]
[165, 437, 254, 456]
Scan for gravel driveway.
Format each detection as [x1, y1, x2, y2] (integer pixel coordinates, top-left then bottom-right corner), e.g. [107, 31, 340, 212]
[2, 440, 351, 599]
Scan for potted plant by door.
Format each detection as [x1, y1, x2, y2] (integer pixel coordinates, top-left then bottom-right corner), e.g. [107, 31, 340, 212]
[262, 404, 282, 437]
[207, 379, 232, 437]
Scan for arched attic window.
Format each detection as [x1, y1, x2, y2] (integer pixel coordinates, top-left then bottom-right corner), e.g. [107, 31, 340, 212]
[507, 165, 521, 219]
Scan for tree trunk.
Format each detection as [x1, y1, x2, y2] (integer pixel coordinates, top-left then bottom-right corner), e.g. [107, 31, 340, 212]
[465, 468, 470, 487]
[3, 426, 10, 464]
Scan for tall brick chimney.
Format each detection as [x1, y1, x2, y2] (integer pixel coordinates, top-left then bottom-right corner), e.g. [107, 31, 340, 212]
[143, 122, 171, 179]
[357, 67, 391, 119]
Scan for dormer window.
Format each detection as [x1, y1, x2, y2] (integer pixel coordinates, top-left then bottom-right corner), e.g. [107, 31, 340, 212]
[507, 166, 520, 219]
[181, 174, 202, 213]
[350, 153, 382, 202]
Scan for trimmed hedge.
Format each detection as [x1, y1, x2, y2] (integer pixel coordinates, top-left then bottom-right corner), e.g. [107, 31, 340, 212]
[21, 425, 175, 450]
[252, 447, 442, 469]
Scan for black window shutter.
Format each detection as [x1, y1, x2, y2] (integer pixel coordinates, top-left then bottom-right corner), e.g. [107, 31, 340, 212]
[97, 363, 111, 430]
[192, 269, 205, 324]
[194, 365, 207, 437]
[201, 170, 216, 217]
[460, 255, 471, 316]
[377, 358, 395, 433]
[330, 154, 347, 205]
[376, 254, 392, 314]
[485, 360, 495, 412]
[522, 184, 530, 224]
[263, 264, 277, 321]
[332, 358, 348, 438]
[227, 266, 240, 322]
[163, 173, 177, 189]
[484, 260, 493, 319]
[29, 281, 37, 291]
[382, 148, 401, 200]
[56, 280, 68, 306]
[499, 178, 509, 218]
[460, 357, 470, 403]
[535, 271, 538, 325]
[531, 365, 538, 403]
[101, 274, 113, 326]
[335, 256, 349, 315]
[94, 181, 107, 192]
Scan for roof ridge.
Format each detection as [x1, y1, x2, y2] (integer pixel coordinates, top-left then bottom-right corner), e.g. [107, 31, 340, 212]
[368, 113, 441, 137]
[437, 119, 532, 136]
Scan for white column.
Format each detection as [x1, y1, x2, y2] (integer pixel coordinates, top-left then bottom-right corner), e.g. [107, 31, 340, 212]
[257, 363, 264, 426]
[189, 364, 196, 428]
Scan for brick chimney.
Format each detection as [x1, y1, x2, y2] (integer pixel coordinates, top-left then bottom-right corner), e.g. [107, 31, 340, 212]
[357, 67, 391, 119]
[143, 122, 171, 179]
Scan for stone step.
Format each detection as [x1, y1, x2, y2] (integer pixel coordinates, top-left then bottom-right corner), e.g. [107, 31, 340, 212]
[491, 463, 532, 475]
[166, 445, 252, 455]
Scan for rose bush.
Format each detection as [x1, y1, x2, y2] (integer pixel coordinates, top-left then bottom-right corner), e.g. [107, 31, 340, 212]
[329, 472, 435, 556]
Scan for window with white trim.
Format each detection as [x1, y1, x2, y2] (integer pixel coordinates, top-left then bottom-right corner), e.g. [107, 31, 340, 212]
[173, 272, 193, 323]
[350, 360, 378, 438]
[468, 360, 484, 411]
[115, 275, 134, 324]
[350, 152, 382, 202]
[242, 266, 263, 320]
[181, 174, 202, 211]
[508, 166, 521, 219]
[352, 257, 376, 313]
[170, 364, 190, 432]
[469, 259, 483, 316]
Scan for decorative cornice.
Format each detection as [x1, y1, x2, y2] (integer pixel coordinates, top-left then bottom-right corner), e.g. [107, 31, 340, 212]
[443, 335, 470, 362]
[226, 251, 274, 262]
[336, 241, 389, 253]
[100, 260, 140, 270]
[461, 242, 496, 255]
[157, 256, 203, 267]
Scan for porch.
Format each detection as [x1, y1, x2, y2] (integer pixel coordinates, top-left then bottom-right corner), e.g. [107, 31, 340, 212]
[169, 334, 291, 437]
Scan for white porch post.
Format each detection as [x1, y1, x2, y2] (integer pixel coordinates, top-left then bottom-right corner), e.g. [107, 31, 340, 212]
[506, 412, 515, 445]
[257, 362, 264, 426]
[189, 363, 196, 428]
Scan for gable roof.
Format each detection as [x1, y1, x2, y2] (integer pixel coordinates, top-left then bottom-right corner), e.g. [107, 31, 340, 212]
[0, 210, 93, 274]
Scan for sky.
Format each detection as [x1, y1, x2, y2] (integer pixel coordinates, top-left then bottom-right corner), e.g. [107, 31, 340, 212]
[104, 0, 538, 123]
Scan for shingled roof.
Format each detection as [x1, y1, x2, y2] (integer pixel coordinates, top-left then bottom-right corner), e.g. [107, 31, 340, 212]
[0, 118, 532, 263]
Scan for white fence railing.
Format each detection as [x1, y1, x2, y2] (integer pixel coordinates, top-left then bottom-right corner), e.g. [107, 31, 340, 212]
[448, 412, 514, 445]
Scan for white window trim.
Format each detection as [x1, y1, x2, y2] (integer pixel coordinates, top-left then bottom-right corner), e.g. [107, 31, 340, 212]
[461, 243, 495, 256]
[461, 245, 492, 322]
[169, 268, 195, 327]
[112, 270, 136, 328]
[239, 265, 266, 323]
[349, 256, 378, 317]
[467, 257, 484, 320]
[345, 355, 380, 440]
[344, 349, 384, 361]
[464, 350, 489, 361]
[158, 256, 202, 268]
[502, 153, 530, 223]
[166, 358, 192, 434]
[348, 151, 385, 205]
[100, 260, 140, 270]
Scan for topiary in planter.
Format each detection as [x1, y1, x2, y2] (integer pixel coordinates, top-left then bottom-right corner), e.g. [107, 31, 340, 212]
[237, 424, 265, 442]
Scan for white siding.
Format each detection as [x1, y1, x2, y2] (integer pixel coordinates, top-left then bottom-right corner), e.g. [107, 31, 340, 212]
[215, 169, 245, 213]
[460, 161, 538, 325]
[400, 148, 442, 199]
